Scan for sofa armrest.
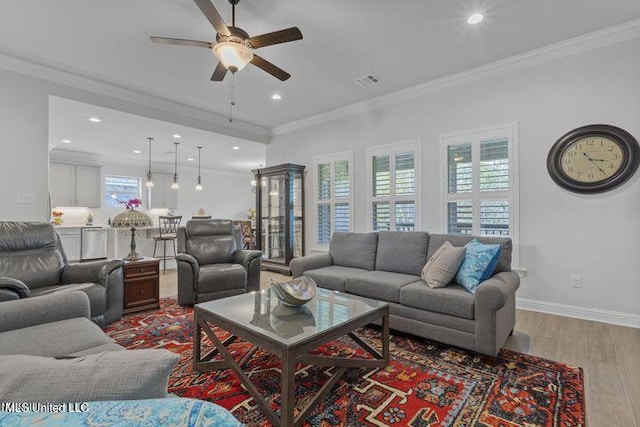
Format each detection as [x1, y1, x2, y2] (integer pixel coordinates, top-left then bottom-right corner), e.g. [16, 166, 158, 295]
[0, 292, 91, 333]
[61, 260, 124, 286]
[0, 277, 31, 300]
[474, 271, 520, 356]
[234, 250, 262, 292]
[177, 254, 199, 306]
[475, 271, 520, 312]
[290, 254, 333, 278]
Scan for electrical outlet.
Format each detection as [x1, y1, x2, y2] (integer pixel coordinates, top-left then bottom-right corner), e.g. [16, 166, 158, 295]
[16, 193, 36, 204]
[570, 275, 582, 288]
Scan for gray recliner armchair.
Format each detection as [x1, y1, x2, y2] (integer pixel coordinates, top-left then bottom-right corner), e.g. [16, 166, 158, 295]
[0, 222, 124, 326]
[176, 219, 261, 306]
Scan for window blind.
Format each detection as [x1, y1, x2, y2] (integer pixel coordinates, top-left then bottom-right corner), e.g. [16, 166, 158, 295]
[395, 151, 415, 195]
[317, 163, 331, 200]
[372, 202, 390, 231]
[395, 201, 415, 231]
[372, 155, 390, 197]
[316, 203, 331, 245]
[334, 160, 350, 199]
[447, 144, 472, 194]
[480, 138, 509, 192]
[334, 203, 350, 232]
[480, 200, 510, 235]
[447, 201, 473, 234]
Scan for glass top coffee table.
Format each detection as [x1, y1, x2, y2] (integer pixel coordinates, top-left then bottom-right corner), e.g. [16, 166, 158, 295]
[193, 287, 390, 427]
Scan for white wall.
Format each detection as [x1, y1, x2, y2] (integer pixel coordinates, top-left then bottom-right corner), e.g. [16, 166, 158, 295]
[268, 39, 640, 322]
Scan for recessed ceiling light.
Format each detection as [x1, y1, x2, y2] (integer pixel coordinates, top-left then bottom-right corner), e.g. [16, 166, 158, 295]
[187, 158, 194, 161]
[173, 134, 182, 139]
[271, 94, 282, 100]
[133, 150, 142, 154]
[467, 13, 484, 25]
[232, 146, 240, 150]
[89, 117, 101, 123]
[62, 139, 71, 144]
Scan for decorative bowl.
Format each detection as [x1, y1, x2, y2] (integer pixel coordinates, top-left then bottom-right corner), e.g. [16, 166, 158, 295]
[270, 276, 317, 306]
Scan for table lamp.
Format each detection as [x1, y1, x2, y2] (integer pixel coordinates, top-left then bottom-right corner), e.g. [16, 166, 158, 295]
[111, 209, 153, 261]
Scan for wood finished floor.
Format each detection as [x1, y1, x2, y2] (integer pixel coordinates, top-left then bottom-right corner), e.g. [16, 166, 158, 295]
[158, 269, 640, 427]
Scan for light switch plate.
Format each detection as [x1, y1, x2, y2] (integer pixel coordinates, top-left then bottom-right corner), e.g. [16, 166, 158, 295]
[16, 193, 36, 204]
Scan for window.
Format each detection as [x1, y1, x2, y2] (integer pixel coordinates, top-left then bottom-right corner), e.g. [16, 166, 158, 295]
[104, 176, 141, 208]
[314, 152, 353, 247]
[442, 123, 518, 262]
[368, 141, 420, 231]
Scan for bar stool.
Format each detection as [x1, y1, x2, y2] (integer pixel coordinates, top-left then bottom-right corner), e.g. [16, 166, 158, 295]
[153, 215, 182, 273]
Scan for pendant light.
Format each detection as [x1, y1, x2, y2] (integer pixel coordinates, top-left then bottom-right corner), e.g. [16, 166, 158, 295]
[171, 141, 180, 189]
[195, 146, 203, 191]
[145, 137, 154, 187]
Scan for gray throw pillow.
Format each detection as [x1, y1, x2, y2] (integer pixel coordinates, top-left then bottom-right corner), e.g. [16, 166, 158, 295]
[421, 241, 466, 288]
[0, 349, 179, 403]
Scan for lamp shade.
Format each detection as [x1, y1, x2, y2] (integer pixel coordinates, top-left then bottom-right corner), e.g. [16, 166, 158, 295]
[214, 42, 253, 73]
[112, 210, 153, 228]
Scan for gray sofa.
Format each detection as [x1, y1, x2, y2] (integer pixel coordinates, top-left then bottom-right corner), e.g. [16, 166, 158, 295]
[0, 222, 124, 326]
[290, 231, 520, 356]
[176, 219, 261, 306]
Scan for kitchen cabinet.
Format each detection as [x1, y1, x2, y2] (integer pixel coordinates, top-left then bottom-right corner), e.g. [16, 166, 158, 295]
[50, 162, 101, 208]
[148, 173, 178, 210]
[56, 228, 81, 262]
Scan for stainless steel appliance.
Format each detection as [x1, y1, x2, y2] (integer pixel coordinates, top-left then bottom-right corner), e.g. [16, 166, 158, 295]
[81, 227, 107, 261]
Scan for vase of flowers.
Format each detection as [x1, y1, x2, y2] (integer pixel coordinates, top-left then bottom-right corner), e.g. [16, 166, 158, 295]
[120, 198, 142, 211]
[51, 210, 64, 226]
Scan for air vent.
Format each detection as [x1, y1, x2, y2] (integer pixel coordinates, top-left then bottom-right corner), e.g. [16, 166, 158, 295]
[353, 73, 381, 88]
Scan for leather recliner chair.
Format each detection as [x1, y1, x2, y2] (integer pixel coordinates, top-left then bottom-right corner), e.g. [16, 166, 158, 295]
[0, 222, 124, 326]
[176, 219, 261, 305]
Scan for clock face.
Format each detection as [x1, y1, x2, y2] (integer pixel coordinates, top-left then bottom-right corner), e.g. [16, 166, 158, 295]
[547, 125, 640, 194]
[560, 136, 624, 183]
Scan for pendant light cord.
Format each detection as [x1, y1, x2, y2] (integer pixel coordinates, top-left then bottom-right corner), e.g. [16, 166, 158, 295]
[229, 73, 235, 123]
[173, 142, 179, 181]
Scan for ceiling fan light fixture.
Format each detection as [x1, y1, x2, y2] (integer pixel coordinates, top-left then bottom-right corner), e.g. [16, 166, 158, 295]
[214, 42, 253, 73]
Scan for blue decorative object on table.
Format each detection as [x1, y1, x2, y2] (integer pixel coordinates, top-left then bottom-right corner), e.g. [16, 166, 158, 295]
[455, 239, 502, 294]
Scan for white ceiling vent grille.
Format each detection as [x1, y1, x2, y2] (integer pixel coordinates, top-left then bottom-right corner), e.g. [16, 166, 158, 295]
[353, 74, 381, 88]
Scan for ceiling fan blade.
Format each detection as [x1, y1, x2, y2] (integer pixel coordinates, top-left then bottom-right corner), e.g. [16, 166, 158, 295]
[193, 0, 230, 36]
[150, 36, 212, 49]
[248, 27, 303, 49]
[211, 62, 228, 81]
[250, 54, 291, 81]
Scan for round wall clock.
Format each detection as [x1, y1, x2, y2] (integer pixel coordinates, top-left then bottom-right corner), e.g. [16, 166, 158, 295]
[547, 124, 640, 193]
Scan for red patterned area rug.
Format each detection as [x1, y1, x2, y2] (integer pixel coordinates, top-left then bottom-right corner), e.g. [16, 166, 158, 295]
[105, 298, 585, 427]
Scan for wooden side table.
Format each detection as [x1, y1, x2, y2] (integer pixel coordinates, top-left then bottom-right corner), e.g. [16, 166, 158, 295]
[123, 257, 160, 314]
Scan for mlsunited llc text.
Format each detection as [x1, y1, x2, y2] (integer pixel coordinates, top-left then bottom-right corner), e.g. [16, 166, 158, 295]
[1, 402, 89, 413]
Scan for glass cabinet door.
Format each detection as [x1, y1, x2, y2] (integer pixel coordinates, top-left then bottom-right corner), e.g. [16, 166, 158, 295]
[253, 164, 306, 273]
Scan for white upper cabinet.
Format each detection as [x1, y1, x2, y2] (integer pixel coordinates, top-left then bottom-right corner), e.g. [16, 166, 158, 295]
[50, 163, 101, 208]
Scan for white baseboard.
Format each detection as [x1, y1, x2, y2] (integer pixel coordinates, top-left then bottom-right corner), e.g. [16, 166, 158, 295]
[516, 297, 640, 329]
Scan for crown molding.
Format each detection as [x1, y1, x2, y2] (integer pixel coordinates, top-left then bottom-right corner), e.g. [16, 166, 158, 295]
[0, 52, 271, 144]
[272, 18, 640, 136]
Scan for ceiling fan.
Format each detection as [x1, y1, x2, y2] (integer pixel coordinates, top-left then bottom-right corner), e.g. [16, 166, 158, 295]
[150, 0, 303, 82]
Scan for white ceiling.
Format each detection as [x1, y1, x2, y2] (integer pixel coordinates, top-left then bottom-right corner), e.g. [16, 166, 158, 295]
[49, 96, 266, 173]
[3, 1, 640, 129]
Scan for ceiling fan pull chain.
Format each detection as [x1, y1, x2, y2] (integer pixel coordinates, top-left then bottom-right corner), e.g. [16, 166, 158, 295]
[229, 73, 235, 123]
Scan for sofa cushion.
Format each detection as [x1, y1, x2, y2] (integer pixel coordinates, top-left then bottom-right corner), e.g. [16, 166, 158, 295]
[0, 317, 115, 357]
[69, 343, 125, 356]
[455, 239, 502, 294]
[421, 241, 466, 288]
[400, 281, 475, 320]
[428, 234, 512, 273]
[198, 264, 246, 292]
[375, 231, 429, 275]
[345, 271, 421, 303]
[329, 232, 378, 271]
[304, 266, 368, 292]
[31, 283, 106, 317]
[0, 349, 179, 403]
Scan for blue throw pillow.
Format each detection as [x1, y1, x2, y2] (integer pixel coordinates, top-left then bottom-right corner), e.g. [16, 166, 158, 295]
[455, 239, 502, 294]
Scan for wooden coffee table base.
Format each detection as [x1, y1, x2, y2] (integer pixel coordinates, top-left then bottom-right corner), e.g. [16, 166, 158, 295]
[193, 307, 390, 427]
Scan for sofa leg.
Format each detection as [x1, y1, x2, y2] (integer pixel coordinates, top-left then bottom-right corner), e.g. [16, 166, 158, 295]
[509, 328, 514, 336]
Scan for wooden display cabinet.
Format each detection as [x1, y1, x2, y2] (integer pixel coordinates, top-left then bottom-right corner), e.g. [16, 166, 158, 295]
[252, 163, 305, 275]
[123, 257, 160, 314]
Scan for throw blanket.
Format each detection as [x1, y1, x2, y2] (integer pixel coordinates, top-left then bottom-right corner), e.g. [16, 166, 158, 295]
[0, 397, 243, 426]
